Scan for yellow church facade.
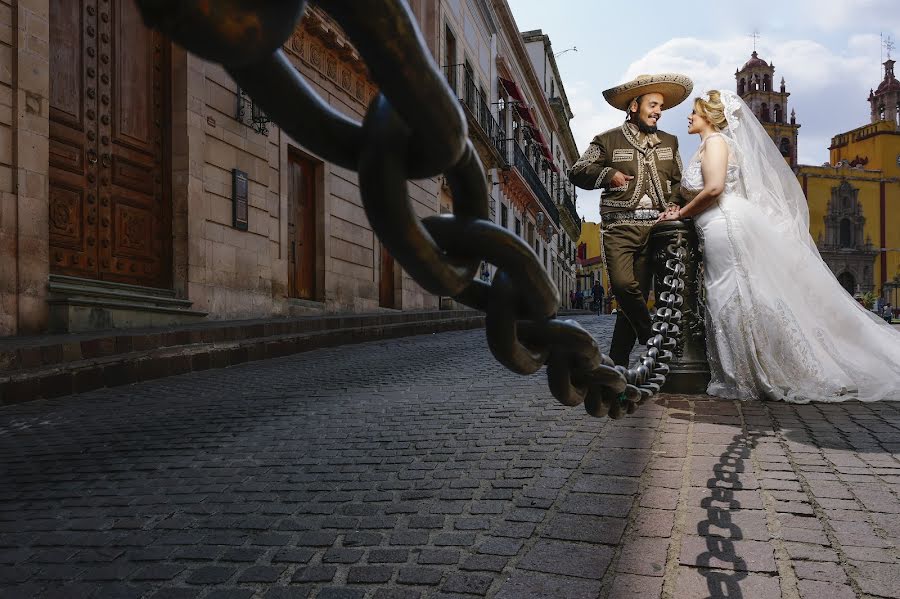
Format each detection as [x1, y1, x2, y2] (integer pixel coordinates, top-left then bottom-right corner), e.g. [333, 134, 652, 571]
[796, 59, 900, 303]
[798, 120, 900, 299]
[738, 52, 900, 304]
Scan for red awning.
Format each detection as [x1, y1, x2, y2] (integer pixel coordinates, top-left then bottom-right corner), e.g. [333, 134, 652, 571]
[501, 77, 538, 125]
[500, 77, 527, 105]
[500, 77, 558, 172]
[531, 129, 555, 165]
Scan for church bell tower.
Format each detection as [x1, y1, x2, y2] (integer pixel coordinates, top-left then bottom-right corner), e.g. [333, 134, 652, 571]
[735, 50, 801, 167]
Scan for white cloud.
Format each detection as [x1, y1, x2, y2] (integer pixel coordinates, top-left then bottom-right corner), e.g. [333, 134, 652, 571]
[794, 0, 900, 32]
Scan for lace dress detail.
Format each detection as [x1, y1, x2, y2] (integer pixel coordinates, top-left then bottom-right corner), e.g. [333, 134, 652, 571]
[683, 133, 900, 402]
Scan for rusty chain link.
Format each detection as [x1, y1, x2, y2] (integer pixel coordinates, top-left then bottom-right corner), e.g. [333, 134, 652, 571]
[136, 0, 689, 419]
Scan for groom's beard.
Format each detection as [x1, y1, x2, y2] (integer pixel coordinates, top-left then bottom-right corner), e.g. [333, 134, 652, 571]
[637, 120, 658, 134]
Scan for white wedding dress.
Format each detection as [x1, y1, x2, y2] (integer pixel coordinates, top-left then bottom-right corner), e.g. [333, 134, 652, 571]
[681, 117, 900, 403]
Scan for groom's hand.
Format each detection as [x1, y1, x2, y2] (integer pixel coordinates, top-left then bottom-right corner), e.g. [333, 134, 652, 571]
[609, 171, 634, 188]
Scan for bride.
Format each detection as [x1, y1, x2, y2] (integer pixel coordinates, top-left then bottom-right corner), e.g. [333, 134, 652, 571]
[658, 89, 900, 403]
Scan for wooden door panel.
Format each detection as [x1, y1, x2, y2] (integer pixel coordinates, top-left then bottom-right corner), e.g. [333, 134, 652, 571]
[49, 133, 88, 175]
[298, 163, 316, 299]
[48, 0, 83, 129]
[287, 150, 317, 300]
[111, 0, 155, 154]
[110, 154, 155, 195]
[48, 183, 85, 248]
[99, 0, 169, 286]
[112, 199, 155, 257]
[49, 0, 98, 277]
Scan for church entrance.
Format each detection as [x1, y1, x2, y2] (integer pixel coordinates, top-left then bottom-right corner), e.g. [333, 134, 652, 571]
[838, 272, 856, 295]
[49, 0, 171, 288]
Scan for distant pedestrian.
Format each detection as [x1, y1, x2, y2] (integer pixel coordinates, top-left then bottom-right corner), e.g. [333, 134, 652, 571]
[592, 281, 605, 314]
[569, 289, 576, 309]
[575, 289, 584, 310]
[884, 303, 894, 323]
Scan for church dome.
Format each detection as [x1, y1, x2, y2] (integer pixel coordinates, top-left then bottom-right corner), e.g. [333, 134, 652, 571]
[873, 59, 899, 96]
[874, 74, 900, 95]
[742, 51, 769, 70]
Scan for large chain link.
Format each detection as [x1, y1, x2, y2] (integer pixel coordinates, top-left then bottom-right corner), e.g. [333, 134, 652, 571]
[136, 0, 688, 419]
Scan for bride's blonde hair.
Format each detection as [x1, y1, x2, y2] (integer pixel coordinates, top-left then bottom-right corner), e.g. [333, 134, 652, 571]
[694, 90, 728, 131]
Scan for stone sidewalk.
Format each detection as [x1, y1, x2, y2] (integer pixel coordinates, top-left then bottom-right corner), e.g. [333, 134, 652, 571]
[0, 316, 898, 599]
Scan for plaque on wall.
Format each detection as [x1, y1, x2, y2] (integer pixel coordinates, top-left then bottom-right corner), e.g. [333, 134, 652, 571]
[232, 169, 249, 231]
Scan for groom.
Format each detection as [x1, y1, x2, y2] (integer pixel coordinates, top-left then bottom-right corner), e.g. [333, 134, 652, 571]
[568, 73, 692, 366]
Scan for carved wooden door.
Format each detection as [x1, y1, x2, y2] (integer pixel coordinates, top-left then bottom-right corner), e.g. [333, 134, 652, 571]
[49, 0, 170, 287]
[287, 150, 317, 300]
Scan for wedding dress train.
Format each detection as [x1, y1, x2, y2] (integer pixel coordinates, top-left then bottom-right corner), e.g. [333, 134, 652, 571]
[681, 116, 900, 403]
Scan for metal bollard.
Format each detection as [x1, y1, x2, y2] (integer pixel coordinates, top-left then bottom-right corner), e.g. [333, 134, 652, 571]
[650, 220, 711, 394]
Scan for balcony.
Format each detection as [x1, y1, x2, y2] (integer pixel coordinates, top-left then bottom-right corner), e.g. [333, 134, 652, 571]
[505, 140, 559, 227]
[562, 189, 581, 235]
[443, 64, 506, 163]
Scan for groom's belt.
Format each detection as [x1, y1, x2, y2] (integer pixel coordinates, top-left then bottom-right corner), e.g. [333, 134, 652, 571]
[603, 209, 660, 223]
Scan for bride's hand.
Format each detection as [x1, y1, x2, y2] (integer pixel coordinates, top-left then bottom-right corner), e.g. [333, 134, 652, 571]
[657, 207, 681, 222]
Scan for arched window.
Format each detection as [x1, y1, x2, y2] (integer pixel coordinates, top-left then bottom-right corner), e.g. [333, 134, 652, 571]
[838, 272, 855, 294]
[779, 137, 791, 157]
[738, 78, 746, 95]
[763, 74, 771, 91]
[839, 218, 852, 248]
[879, 104, 886, 121]
[760, 103, 770, 122]
[774, 104, 783, 123]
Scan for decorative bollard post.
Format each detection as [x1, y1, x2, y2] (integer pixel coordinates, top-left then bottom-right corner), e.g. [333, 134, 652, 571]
[650, 220, 711, 394]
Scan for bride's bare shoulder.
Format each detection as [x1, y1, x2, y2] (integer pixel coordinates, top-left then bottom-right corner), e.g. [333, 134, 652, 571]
[699, 134, 729, 159]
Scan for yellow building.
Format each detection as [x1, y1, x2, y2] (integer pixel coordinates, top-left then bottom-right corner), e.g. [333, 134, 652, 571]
[575, 219, 605, 306]
[796, 59, 900, 301]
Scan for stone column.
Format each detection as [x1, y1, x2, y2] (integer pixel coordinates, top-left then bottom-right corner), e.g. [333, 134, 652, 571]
[0, 0, 51, 336]
[650, 220, 710, 394]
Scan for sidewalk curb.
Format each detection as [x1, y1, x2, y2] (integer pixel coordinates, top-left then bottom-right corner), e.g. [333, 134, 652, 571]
[0, 314, 485, 406]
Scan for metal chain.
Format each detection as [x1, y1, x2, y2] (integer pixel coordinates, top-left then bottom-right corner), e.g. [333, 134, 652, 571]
[136, 0, 688, 419]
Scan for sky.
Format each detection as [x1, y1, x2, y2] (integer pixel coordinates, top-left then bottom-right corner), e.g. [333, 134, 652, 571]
[505, 0, 900, 223]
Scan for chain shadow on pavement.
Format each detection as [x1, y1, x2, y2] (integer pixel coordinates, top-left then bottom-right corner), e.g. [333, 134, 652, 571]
[691, 431, 757, 599]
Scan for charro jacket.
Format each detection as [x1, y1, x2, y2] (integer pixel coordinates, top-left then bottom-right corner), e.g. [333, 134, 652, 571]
[568, 122, 684, 219]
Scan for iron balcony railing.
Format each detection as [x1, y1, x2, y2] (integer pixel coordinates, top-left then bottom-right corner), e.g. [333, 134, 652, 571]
[443, 64, 506, 161]
[562, 188, 580, 232]
[505, 140, 559, 227]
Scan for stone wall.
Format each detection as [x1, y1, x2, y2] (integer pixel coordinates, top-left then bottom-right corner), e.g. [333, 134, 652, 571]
[0, 4, 442, 337]
[0, 0, 50, 336]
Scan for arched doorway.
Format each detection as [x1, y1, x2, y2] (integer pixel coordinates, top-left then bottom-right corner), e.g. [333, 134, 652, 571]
[838, 272, 856, 295]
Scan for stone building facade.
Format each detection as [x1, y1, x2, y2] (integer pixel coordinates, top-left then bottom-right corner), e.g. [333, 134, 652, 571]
[424, 0, 581, 308]
[1, 1, 582, 337]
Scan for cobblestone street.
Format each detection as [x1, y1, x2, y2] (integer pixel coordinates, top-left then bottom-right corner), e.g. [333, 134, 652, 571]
[1, 315, 899, 599]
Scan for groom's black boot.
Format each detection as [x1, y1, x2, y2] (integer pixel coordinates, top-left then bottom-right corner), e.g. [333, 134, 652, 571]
[609, 311, 638, 367]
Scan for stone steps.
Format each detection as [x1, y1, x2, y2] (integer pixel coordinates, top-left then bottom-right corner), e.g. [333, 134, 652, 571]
[47, 275, 208, 332]
[0, 310, 485, 405]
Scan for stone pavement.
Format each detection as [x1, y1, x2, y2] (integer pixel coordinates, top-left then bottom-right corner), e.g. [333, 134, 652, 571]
[0, 315, 898, 599]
